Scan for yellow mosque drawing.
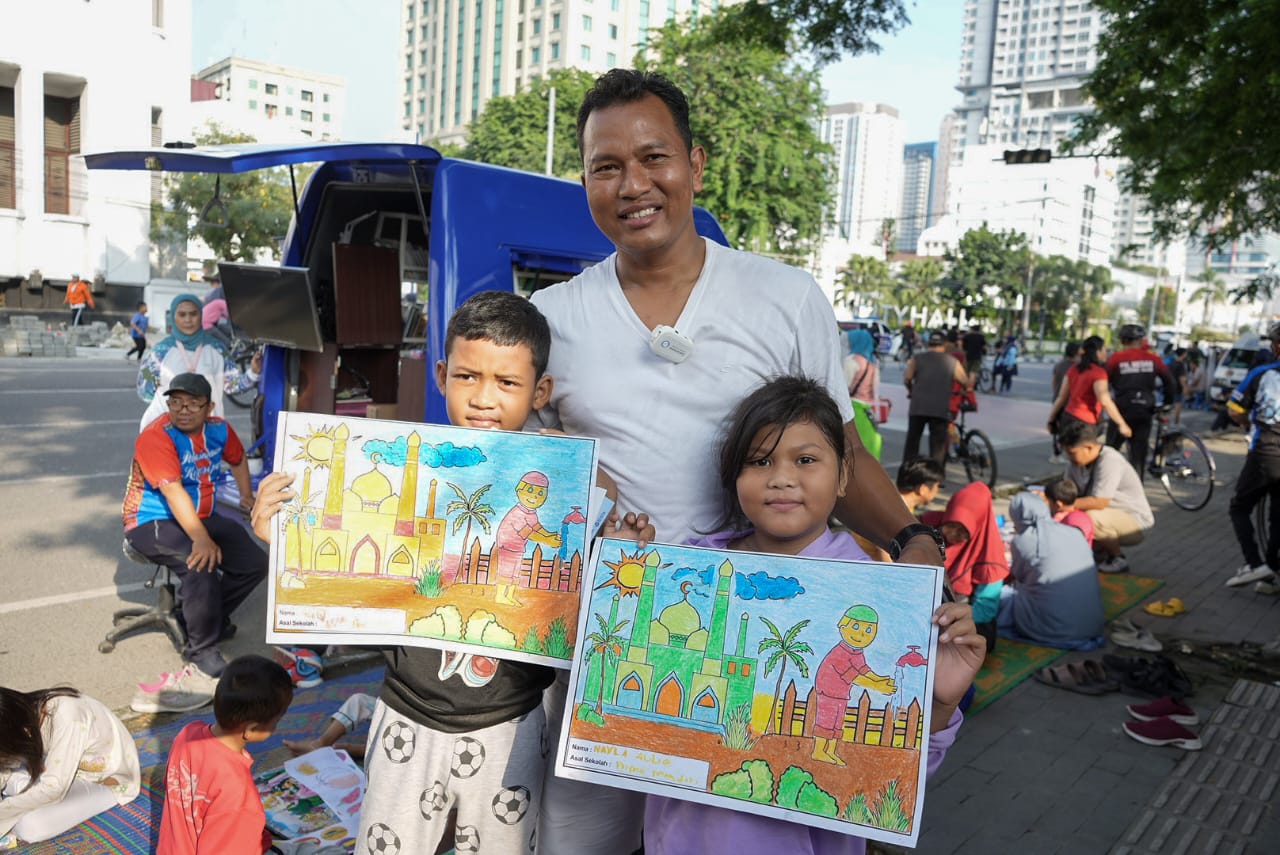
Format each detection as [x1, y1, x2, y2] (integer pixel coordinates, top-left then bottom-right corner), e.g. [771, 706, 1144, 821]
[285, 425, 448, 580]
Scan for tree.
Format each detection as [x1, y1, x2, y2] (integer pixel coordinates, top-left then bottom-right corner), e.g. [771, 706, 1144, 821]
[1189, 271, 1229, 329]
[757, 617, 813, 736]
[878, 217, 897, 260]
[943, 225, 1028, 322]
[584, 606, 630, 717]
[1072, 0, 1280, 249]
[461, 68, 598, 178]
[716, 1, 911, 64]
[643, 10, 834, 263]
[152, 124, 310, 263]
[892, 257, 946, 324]
[836, 254, 892, 313]
[444, 482, 494, 575]
[1138, 284, 1177, 327]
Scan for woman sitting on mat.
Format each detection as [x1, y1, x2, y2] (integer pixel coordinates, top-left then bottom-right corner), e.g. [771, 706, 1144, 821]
[923, 482, 1010, 653]
[0, 685, 140, 846]
[998, 492, 1105, 650]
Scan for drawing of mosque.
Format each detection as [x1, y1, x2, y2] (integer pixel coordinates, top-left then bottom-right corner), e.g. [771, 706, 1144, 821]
[286, 425, 448, 580]
[587, 557, 758, 727]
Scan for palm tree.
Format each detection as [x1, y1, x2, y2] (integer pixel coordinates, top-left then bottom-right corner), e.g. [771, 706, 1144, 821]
[1190, 270, 1229, 329]
[837, 254, 893, 315]
[757, 617, 814, 736]
[445, 482, 494, 574]
[893, 257, 946, 326]
[584, 607, 630, 717]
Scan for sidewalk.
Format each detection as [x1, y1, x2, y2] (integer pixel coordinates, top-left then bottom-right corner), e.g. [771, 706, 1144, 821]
[913, 416, 1280, 854]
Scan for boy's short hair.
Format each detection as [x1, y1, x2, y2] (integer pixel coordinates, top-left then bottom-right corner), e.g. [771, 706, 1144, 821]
[444, 291, 551, 378]
[1057, 419, 1098, 449]
[1044, 477, 1079, 505]
[136, 301, 147, 310]
[897, 456, 945, 493]
[213, 655, 293, 731]
[1064, 341, 1080, 359]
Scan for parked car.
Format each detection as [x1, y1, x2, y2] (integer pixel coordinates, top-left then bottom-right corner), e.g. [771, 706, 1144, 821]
[1211, 333, 1266, 405]
[86, 142, 728, 465]
[838, 317, 893, 355]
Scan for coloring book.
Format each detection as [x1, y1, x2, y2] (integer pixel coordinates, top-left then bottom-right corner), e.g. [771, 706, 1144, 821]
[556, 538, 944, 847]
[266, 411, 600, 667]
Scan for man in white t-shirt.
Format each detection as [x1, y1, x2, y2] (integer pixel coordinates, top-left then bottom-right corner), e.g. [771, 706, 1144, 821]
[529, 68, 951, 855]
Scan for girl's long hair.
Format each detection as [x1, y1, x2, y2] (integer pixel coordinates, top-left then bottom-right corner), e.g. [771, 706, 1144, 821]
[0, 686, 80, 791]
[1076, 335, 1105, 371]
[711, 375, 849, 533]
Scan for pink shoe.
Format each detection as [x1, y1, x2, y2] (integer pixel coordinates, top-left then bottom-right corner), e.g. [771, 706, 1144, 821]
[1123, 716, 1202, 750]
[136, 671, 178, 694]
[1127, 695, 1199, 727]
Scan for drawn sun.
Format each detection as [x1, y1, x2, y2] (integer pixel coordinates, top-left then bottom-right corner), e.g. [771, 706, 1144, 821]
[595, 549, 650, 597]
[290, 425, 340, 469]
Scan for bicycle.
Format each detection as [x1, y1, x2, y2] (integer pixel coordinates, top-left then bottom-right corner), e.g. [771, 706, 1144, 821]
[210, 322, 260, 409]
[1146, 406, 1215, 511]
[947, 405, 998, 488]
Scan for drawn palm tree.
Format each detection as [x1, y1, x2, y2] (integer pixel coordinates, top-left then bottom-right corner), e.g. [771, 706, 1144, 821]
[758, 617, 814, 736]
[584, 606, 630, 717]
[445, 482, 494, 577]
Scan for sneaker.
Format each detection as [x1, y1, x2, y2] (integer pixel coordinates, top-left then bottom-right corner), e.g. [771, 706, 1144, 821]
[1098, 554, 1130, 574]
[1225, 563, 1273, 587]
[1049, 453, 1064, 464]
[274, 646, 324, 689]
[130, 663, 218, 713]
[1111, 618, 1162, 652]
[1255, 577, 1280, 595]
[1127, 696, 1199, 727]
[1122, 716, 1202, 750]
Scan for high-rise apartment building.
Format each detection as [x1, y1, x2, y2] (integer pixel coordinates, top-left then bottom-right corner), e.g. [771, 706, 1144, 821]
[899, 142, 937, 253]
[399, 0, 724, 146]
[194, 57, 346, 142]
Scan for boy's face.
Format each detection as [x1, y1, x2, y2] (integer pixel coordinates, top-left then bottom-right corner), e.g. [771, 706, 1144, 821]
[918, 481, 941, 506]
[244, 702, 292, 744]
[139, 304, 148, 313]
[839, 618, 878, 649]
[436, 337, 552, 432]
[517, 480, 549, 508]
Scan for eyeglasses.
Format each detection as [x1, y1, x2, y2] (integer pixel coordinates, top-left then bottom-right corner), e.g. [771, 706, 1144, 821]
[167, 398, 209, 413]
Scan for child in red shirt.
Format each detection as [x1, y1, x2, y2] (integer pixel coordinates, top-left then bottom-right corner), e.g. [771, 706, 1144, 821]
[158, 655, 293, 855]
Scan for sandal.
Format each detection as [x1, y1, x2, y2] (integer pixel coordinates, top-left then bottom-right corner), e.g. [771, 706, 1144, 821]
[1033, 662, 1118, 695]
[1143, 597, 1186, 617]
[1111, 618, 1163, 652]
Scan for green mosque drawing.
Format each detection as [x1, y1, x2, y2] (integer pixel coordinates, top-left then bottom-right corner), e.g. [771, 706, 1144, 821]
[583, 556, 759, 729]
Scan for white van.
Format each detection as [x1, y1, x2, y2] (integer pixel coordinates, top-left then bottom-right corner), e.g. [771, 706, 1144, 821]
[1211, 333, 1265, 404]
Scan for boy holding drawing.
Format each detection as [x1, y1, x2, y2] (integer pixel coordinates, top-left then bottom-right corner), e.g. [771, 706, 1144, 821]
[253, 291, 651, 855]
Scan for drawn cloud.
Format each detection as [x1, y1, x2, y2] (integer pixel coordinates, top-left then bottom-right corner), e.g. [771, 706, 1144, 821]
[671, 565, 804, 600]
[361, 437, 487, 468]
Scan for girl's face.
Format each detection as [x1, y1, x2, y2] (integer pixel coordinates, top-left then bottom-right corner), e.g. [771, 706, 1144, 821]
[735, 419, 846, 556]
[174, 301, 202, 335]
[940, 521, 971, 546]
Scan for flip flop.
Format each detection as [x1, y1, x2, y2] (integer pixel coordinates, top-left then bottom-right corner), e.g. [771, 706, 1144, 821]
[1033, 662, 1115, 695]
[1143, 597, 1186, 617]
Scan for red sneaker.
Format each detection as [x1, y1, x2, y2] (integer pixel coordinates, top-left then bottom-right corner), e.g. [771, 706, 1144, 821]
[1123, 716, 1202, 750]
[1127, 695, 1199, 726]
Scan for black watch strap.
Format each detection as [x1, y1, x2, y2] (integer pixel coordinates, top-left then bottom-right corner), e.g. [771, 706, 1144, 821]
[889, 523, 946, 563]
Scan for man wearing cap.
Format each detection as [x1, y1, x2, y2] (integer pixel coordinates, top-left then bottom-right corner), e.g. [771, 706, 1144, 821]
[904, 331, 972, 471]
[63, 273, 95, 327]
[1224, 323, 1280, 591]
[123, 373, 265, 711]
[492, 470, 562, 606]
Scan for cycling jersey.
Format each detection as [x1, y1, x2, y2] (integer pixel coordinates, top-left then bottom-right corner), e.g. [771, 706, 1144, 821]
[1106, 348, 1175, 414]
[1229, 360, 1280, 454]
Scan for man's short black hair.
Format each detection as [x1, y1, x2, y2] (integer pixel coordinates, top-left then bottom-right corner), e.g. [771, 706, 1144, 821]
[897, 456, 945, 493]
[577, 68, 693, 157]
[444, 291, 552, 378]
[136, 301, 147, 310]
[1064, 341, 1080, 358]
[1044, 477, 1079, 505]
[1058, 419, 1099, 449]
[213, 655, 293, 731]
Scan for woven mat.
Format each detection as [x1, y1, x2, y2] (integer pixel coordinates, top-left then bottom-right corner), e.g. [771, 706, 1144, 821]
[969, 573, 1165, 714]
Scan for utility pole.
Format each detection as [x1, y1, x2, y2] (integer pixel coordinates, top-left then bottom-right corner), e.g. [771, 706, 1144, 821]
[544, 87, 557, 176]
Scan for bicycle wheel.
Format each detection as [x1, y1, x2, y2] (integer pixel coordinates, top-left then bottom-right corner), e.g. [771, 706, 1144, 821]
[961, 429, 998, 488]
[227, 357, 258, 408]
[1159, 431, 1215, 511]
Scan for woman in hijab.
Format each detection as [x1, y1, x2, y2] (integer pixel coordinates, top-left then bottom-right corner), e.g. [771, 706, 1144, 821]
[136, 293, 260, 430]
[998, 492, 1104, 649]
[843, 328, 883, 460]
[923, 482, 1009, 653]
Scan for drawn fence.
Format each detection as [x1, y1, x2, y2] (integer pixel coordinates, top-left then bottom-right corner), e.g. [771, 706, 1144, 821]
[774, 680, 924, 750]
[453, 540, 583, 593]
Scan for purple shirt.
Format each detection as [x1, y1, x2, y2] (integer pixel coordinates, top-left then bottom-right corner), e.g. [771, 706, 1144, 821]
[644, 526, 963, 855]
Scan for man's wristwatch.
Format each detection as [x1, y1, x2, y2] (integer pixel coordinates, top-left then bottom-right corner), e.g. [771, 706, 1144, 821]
[889, 523, 946, 563]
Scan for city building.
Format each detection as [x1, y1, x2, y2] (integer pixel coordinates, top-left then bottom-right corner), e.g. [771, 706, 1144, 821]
[399, 0, 724, 147]
[814, 101, 905, 307]
[898, 142, 938, 254]
[0, 0, 191, 323]
[193, 56, 346, 142]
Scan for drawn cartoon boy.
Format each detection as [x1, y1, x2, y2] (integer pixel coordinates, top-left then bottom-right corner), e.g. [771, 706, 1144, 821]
[492, 470, 562, 605]
[811, 604, 897, 766]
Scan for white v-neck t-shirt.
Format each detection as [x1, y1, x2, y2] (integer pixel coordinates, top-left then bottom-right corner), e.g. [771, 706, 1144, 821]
[529, 238, 853, 543]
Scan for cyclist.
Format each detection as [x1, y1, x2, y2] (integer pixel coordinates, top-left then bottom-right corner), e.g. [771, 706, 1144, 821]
[1105, 323, 1177, 480]
[1223, 321, 1280, 592]
[904, 330, 971, 473]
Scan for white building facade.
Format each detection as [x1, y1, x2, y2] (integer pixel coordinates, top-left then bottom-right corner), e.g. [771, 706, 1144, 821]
[193, 57, 346, 143]
[0, 0, 191, 315]
[400, 0, 726, 146]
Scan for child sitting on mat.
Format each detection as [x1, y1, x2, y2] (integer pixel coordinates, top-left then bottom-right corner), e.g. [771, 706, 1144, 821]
[0, 684, 141, 846]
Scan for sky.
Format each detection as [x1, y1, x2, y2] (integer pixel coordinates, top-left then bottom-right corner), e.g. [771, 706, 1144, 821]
[192, 0, 963, 144]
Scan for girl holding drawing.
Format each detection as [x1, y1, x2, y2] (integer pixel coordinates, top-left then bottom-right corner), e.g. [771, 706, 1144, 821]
[643, 376, 986, 855]
[0, 685, 140, 846]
